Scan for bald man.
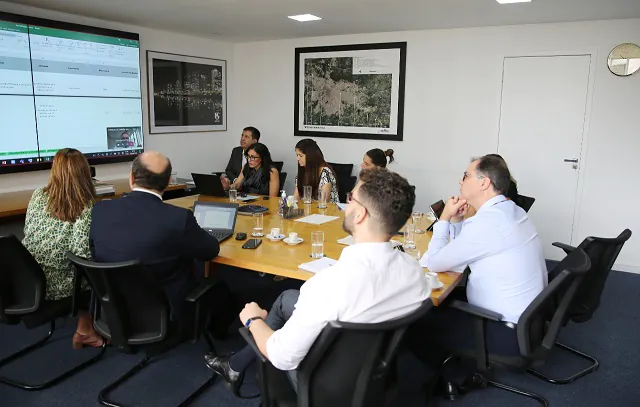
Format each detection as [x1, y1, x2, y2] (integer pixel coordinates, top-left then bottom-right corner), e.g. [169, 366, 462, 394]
[90, 151, 231, 334]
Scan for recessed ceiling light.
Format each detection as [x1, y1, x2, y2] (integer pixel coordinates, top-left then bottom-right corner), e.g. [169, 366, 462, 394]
[496, 0, 531, 3]
[288, 14, 322, 22]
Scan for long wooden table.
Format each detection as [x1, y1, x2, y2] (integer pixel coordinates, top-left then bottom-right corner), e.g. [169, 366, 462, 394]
[166, 194, 464, 306]
[0, 179, 187, 219]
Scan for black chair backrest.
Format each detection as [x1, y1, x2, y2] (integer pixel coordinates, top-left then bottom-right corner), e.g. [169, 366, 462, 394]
[272, 161, 284, 172]
[556, 229, 632, 323]
[517, 248, 591, 362]
[279, 172, 287, 191]
[516, 194, 535, 212]
[326, 162, 353, 179]
[0, 235, 46, 321]
[66, 253, 170, 350]
[296, 300, 433, 407]
[326, 162, 354, 202]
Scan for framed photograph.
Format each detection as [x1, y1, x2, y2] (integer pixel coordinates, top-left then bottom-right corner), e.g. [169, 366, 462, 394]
[147, 51, 226, 134]
[294, 42, 407, 141]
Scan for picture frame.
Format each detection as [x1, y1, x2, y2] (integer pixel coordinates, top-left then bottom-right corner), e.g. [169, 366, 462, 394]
[294, 42, 407, 141]
[147, 51, 227, 134]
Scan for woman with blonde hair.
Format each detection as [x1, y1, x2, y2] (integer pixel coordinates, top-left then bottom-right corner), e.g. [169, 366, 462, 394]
[22, 148, 104, 348]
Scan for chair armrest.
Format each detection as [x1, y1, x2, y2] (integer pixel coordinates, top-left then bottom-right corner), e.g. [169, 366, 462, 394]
[184, 279, 218, 303]
[239, 327, 268, 363]
[552, 242, 577, 254]
[448, 300, 504, 322]
[183, 279, 220, 342]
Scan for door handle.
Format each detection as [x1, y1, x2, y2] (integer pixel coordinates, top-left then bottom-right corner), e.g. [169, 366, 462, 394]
[563, 158, 579, 163]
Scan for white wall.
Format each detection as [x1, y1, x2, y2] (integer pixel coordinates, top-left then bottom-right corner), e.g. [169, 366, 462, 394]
[232, 19, 640, 272]
[0, 1, 236, 193]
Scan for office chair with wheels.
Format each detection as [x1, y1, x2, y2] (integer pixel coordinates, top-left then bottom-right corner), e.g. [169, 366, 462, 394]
[273, 161, 284, 173]
[516, 195, 536, 212]
[240, 300, 434, 407]
[67, 253, 223, 407]
[327, 162, 355, 203]
[527, 228, 632, 384]
[0, 235, 106, 390]
[444, 247, 591, 406]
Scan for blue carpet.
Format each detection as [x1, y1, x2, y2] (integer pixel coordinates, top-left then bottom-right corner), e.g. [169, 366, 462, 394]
[1, 270, 639, 407]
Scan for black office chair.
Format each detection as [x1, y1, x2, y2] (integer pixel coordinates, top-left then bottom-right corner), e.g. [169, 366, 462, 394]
[240, 300, 434, 407]
[279, 172, 288, 191]
[327, 162, 355, 203]
[445, 247, 591, 406]
[516, 194, 536, 213]
[0, 235, 106, 390]
[426, 199, 445, 232]
[527, 228, 632, 384]
[273, 161, 284, 173]
[66, 253, 222, 407]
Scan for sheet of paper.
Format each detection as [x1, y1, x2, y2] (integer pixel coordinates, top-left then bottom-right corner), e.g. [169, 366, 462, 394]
[237, 195, 260, 201]
[294, 214, 340, 225]
[186, 181, 195, 186]
[299, 257, 338, 273]
[336, 203, 349, 211]
[337, 235, 355, 246]
[419, 252, 466, 273]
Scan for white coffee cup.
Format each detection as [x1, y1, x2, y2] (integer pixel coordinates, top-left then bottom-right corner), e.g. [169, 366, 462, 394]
[425, 272, 439, 288]
[271, 228, 281, 237]
[288, 232, 299, 242]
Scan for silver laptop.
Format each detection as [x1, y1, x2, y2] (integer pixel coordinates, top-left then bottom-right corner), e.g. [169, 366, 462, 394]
[193, 201, 239, 242]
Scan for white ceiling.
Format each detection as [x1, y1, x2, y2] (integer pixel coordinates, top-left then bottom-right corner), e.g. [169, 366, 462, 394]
[6, 0, 640, 42]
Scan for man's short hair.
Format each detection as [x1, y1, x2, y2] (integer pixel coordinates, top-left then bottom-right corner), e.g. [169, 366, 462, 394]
[131, 155, 172, 192]
[473, 155, 511, 195]
[357, 169, 415, 236]
[243, 126, 261, 141]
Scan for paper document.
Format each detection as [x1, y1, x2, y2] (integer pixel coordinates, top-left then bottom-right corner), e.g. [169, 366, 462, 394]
[295, 214, 340, 225]
[186, 181, 195, 186]
[237, 195, 260, 201]
[337, 235, 355, 246]
[419, 252, 466, 273]
[299, 257, 338, 273]
[336, 203, 349, 211]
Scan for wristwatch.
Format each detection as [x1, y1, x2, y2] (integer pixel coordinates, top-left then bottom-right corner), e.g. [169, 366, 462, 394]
[244, 316, 264, 328]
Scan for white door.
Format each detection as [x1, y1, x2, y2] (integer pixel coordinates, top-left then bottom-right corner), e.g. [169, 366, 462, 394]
[497, 55, 591, 260]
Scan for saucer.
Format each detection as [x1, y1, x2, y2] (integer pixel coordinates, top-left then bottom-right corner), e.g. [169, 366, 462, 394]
[283, 237, 304, 245]
[431, 281, 444, 290]
[251, 232, 265, 237]
[267, 234, 285, 241]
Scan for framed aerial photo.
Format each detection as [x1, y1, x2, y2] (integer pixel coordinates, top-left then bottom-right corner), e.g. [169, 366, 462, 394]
[294, 42, 407, 141]
[147, 51, 227, 133]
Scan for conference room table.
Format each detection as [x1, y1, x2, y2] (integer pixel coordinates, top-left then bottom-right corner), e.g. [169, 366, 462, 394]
[165, 194, 465, 306]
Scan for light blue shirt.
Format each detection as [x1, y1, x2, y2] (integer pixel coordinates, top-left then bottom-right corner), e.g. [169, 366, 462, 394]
[426, 195, 547, 323]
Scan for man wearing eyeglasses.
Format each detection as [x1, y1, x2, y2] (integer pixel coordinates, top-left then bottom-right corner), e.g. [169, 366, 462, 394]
[220, 126, 260, 189]
[204, 169, 430, 396]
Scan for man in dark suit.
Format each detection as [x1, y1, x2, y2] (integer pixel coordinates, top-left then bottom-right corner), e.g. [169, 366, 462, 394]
[221, 126, 260, 187]
[90, 151, 228, 330]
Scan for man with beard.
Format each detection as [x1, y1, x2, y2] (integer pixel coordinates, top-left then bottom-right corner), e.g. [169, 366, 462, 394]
[204, 169, 430, 395]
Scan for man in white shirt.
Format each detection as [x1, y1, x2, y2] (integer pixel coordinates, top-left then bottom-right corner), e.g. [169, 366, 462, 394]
[409, 155, 547, 395]
[205, 169, 430, 395]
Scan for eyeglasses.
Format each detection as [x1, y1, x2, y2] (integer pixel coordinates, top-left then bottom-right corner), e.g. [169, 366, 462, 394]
[462, 171, 484, 181]
[347, 191, 369, 212]
[247, 155, 261, 161]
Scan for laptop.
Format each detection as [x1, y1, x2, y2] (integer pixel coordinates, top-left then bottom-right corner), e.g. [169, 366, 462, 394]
[193, 201, 239, 242]
[191, 173, 227, 197]
[426, 199, 445, 232]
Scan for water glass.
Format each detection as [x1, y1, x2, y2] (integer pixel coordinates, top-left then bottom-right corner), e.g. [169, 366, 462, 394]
[252, 213, 264, 237]
[170, 171, 178, 185]
[412, 211, 425, 234]
[311, 231, 324, 258]
[404, 247, 421, 261]
[229, 187, 238, 203]
[303, 185, 313, 204]
[403, 225, 416, 250]
[317, 189, 328, 209]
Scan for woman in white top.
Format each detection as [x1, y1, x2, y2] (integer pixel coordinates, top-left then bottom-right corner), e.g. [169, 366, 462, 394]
[293, 139, 339, 203]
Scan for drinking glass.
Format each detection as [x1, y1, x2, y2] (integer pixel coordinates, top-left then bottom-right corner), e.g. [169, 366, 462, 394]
[311, 231, 324, 258]
[412, 211, 425, 234]
[303, 185, 313, 204]
[317, 190, 328, 209]
[170, 171, 178, 185]
[229, 187, 238, 203]
[252, 213, 264, 237]
[403, 225, 416, 250]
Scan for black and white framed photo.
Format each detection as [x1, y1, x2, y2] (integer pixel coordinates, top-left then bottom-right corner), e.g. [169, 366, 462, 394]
[147, 51, 226, 134]
[294, 42, 407, 141]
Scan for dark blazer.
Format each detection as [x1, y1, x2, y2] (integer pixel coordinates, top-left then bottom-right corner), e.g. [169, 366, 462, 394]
[90, 191, 220, 316]
[225, 146, 245, 180]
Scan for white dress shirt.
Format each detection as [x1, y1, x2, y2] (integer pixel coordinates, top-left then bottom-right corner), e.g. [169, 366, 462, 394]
[426, 195, 547, 324]
[132, 188, 163, 200]
[266, 242, 431, 371]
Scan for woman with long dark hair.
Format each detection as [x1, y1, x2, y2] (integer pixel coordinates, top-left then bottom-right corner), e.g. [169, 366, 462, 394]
[22, 148, 104, 348]
[361, 148, 395, 170]
[229, 143, 280, 196]
[293, 139, 339, 203]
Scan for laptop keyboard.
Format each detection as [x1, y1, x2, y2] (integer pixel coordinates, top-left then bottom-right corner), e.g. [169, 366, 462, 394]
[207, 230, 232, 242]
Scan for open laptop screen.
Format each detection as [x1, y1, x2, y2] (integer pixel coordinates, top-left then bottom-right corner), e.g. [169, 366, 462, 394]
[193, 203, 236, 230]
